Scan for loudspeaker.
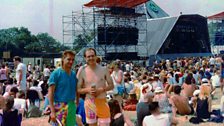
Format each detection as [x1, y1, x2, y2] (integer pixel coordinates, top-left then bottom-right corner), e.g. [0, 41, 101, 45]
[105, 52, 139, 60]
[97, 26, 138, 45]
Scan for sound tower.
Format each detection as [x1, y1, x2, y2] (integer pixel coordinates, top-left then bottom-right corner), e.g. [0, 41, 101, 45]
[105, 52, 139, 60]
[97, 26, 138, 45]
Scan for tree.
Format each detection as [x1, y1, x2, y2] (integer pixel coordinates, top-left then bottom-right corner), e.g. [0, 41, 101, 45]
[0, 27, 70, 58]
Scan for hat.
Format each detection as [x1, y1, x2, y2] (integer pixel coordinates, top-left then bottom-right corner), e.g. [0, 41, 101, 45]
[154, 74, 159, 78]
[201, 78, 208, 84]
[154, 87, 163, 93]
[142, 84, 152, 94]
[193, 90, 200, 96]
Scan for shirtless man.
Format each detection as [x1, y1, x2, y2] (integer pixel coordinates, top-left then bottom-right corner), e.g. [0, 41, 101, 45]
[77, 48, 114, 126]
[170, 85, 194, 117]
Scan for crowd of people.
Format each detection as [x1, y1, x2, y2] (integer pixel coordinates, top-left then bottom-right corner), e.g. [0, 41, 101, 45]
[0, 48, 224, 126]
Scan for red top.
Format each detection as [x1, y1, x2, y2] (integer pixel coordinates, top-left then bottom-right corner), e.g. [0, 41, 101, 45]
[208, 11, 224, 20]
[84, 0, 149, 8]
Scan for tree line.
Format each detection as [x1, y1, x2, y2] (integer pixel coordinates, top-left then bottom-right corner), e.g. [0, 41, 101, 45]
[0, 27, 71, 58]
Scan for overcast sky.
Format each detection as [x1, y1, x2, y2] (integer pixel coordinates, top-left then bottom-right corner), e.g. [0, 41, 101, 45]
[0, 0, 223, 42]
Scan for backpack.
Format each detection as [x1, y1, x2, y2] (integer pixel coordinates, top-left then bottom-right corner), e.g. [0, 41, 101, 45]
[27, 104, 42, 118]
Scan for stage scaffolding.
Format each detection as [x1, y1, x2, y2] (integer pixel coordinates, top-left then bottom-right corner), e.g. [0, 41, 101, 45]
[62, 4, 148, 61]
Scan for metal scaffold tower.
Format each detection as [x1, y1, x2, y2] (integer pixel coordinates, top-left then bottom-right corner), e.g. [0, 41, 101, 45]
[62, 2, 148, 62]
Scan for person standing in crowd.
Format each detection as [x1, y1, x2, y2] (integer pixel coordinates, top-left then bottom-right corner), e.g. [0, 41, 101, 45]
[43, 65, 51, 80]
[27, 62, 32, 74]
[77, 48, 114, 126]
[210, 69, 220, 97]
[111, 61, 125, 105]
[13, 56, 27, 94]
[48, 50, 77, 126]
[5, 63, 10, 80]
[0, 64, 8, 83]
[0, 64, 8, 94]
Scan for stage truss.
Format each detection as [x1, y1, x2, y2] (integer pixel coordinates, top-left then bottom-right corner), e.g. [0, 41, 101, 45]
[62, 4, 148, 61]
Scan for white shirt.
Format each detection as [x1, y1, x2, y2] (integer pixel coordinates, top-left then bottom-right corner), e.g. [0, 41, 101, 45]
[143, 113, 171, 126]
[152, 80, 163, 90]
[209, 57, 215, 65]
[16, 63, 27, 90]
[30, 86, 42, 92]
[0, 68, 7, 80]
[125, 64, 130, 72]
[211, 74, 220, 87]
[14, 98, 26, 111]
[27, 64, 32, 72]
[43, 68, 51, 77]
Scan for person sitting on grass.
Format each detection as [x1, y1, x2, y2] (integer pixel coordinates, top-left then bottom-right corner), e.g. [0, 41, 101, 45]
[170, 85, 194, 117]
[143, 102, 178, 126]
[136, 87, 154, 126]
[3, 87, 19, 98]
[195, 83, 212, 120]
[2, 96, 21, 126]
[108, 99, 134, 126]
[123, 93, 138, 111]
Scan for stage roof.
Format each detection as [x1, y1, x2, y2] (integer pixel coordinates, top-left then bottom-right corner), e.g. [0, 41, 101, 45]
[84, 0, 149, 8]
[208, 11, 224, 20]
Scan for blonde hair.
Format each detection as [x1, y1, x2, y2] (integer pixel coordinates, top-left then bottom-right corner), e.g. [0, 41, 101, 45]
[199, 85, 211, 99]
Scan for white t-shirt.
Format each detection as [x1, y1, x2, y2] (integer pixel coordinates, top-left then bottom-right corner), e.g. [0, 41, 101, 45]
[211, 74, 220, 87]
[0, 68, 7, 80]
[3, 92, 9, 98]
[16, 63, 27, 90]
[152, 80, 163, 90]
[14, 98, 26, 111]
[209, 57, 215, 65]
[43, 68, 50, 77]
[143, 113, 171, 126]
[125, 64, 130, 72]
[27, 64, 32, 72]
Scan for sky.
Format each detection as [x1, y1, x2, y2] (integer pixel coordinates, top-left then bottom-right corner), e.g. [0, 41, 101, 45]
[0, 0, 223, 42]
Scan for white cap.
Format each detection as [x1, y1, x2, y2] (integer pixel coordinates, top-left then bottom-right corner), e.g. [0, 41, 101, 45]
[142, 84, 153, 93]
[201, 78, 208, 83]
[193, 90, 200, 96]
[154, 87, 163, 93]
